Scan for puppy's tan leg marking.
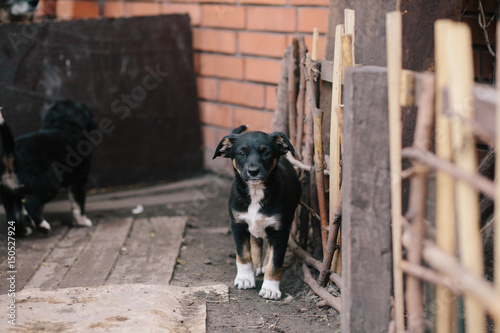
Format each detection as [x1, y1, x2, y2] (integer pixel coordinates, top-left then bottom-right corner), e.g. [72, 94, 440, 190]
[259, 245, 283, 300]
[262, 241, 272, 273]
[251, 236, 263, 276]
[235, 237, 255, 289]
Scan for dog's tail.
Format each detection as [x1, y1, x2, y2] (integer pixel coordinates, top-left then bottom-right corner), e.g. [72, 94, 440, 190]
[232, 125, 248, 135]
[0, 108, 20, 189]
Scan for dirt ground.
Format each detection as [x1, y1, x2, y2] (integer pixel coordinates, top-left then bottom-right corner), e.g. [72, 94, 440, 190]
[146, 174, 340, 332]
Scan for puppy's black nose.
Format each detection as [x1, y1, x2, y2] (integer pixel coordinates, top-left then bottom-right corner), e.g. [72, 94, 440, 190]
[248, 168, 260, 177]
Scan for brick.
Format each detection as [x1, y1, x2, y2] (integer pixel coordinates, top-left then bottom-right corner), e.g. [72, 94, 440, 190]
[56, 1, 99, 19]
[244, 57, 282, 84]
[198, 53, 244, 79]
[202, 126, 217, 150]
[199, 101, 233, 128]
[202, 125, 232, 151]
[234, 107, 274, 133]
[219, 80, 265, 108]
[247, 7, 296, 32]
[161, 3, 202, 26]
[103, 2, 124, 18]
[240, 0, 286, 4]
[297, 7, 329, 34]
[169, 0, 236, 3]
[201, 4, 245, 29]
[265, 85, 277, 110]
[124, 2, 161, 17]
[197, 77, 218, 101]
[239, 32, 287, 58]
[192, 28, 236, 54]
[290, 0, 329, 5]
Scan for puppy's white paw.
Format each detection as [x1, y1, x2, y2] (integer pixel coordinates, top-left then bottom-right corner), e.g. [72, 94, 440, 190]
[38, 220, 51, 233]
[74, 215, 93, 227]
[254, 266, 264, 276]
[259, 279, 281, 300]
[24, 226, 33, 237]
[235, 262, 256, 289]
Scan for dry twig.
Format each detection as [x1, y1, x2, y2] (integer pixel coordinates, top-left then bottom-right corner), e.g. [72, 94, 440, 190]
[302, 262, 341, 311]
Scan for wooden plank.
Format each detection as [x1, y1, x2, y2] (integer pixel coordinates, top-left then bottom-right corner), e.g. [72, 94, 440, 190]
[386, 11, 405, 333]
[107, 216, 186, 285]
[434, 20, 457, 333]
[329, 24, 344, 267]
[341, 66, 392, 333]
[105, 217, 155, 285]
[58, 217, 133, 288]
[0, 15, 202, 189]
[0, 227, 68, 294]
[343, 9, 355, 67]
[445, 21, 486, 333]
[400, 0, 462, 71]
[24, 225, 97, 290]
[144, 216, 187, 284]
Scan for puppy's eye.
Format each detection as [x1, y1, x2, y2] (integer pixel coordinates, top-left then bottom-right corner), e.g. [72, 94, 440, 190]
[262, 150, 271, 157]
[238, 151, 246, 156]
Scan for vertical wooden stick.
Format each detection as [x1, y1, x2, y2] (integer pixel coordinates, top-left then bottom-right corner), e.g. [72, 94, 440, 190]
[434, 19, 457, 333]
[386, 11, 405, 333]
[288, 38, 299, 147]
[344, 9, 355, 68]
[330, 25, 343, 201]
[445, 21, 486, 333]
[295, 36, 307, 161]
[495, 20, 500, 333]
[406, 73, 434, 333]
[330, 24, 344, 274]
[311, 28, 319, 61]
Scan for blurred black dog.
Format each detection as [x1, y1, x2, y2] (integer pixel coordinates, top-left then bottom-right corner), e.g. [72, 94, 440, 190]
[0, 0, 39, 23]
[0, 100, 95, 237]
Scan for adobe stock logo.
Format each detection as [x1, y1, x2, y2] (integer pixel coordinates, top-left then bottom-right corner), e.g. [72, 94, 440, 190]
[51, 65, 169, 182]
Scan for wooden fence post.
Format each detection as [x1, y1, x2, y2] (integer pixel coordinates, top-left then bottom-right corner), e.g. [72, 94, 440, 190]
[341, 66, 393, 333]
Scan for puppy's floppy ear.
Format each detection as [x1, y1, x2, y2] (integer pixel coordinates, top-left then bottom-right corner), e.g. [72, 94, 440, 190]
[213, 135, 237, 159]
[270, 132, 295, 156]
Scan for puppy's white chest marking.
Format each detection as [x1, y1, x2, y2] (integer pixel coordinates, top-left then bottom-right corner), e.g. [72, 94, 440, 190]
[234, 183, 280, 239]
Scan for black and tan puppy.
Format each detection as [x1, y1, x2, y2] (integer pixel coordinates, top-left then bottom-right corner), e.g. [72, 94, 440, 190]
[0, 100, 95, 237]
[213, 128, 301, 300]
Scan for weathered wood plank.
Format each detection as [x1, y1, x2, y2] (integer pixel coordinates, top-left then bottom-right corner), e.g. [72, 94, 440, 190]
[142, 216, 187, 285]
[58, 217, 133, 288]
[0, 226, 68, 294]
[105, 217, 155, 285]
[341, 66, 392, 333]
[0, 15, 202, 189]
[106, 216, 186, 285]
[25, 225, 97, 291]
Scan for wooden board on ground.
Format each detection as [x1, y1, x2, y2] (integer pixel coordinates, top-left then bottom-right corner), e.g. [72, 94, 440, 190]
[0, 226, 68, 294]
[25, 225, 98, 290]
[58, 217, 134, 288]
[1, 214, 186, 294]
[0, 284, 228, 332]
[341, 66, 393, 333]
[106, 216, 186, 285]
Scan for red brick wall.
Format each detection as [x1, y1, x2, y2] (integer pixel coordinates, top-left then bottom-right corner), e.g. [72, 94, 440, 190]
[36, 0, 329, 173]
